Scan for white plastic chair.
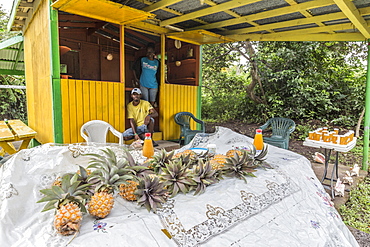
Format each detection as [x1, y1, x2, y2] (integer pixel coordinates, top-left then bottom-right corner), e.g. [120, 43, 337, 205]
[80, 120, 123, 145]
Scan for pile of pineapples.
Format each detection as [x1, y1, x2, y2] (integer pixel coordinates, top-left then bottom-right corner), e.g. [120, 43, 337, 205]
[38, 145, 271, 236]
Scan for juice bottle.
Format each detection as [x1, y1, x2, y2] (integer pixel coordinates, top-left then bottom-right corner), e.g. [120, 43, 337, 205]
[142, 133, 154, 158]
[253, 129, 264, 151]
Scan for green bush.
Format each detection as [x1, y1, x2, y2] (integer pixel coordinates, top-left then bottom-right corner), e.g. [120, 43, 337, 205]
[340, 177, 370, 233]
[0, 75, 27, 123]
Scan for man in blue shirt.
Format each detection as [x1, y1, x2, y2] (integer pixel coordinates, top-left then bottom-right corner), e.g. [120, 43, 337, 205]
[133, 43, 159, 107]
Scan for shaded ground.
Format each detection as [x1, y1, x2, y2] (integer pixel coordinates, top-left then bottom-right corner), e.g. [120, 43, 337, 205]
[205, 121, 370, 247]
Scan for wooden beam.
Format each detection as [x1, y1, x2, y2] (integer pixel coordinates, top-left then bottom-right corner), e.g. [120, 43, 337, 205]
[203, 0, 258, 32]
[143, 0, 182, 12]
[160, 0, 261, 26]
[227, 32, 365, 41]
[223, 12, 346, 35]
[124, 28, 155, 43]
[19, 2, 33, 8]
[191, 0, 333, 31]
[333, 0, 370, 39]
[126, 21, 170, 35]
[58, 14, 97, 22]
[58, 22, 97, 28]
[124, 36, 145, 48]
[16, 11, 28, 17]
[284, 0, 331, 32]
[227, 22, 364, 40]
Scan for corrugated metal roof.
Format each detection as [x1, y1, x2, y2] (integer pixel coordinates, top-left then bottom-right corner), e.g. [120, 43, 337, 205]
[6, 0, 370, 42]
[0, 35, 24, 75]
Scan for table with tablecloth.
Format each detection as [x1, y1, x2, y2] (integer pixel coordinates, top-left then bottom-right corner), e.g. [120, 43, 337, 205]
[0, 127, 359, 246]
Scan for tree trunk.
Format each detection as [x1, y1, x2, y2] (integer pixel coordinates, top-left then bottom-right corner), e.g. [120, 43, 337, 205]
[244, 42, 267, 105]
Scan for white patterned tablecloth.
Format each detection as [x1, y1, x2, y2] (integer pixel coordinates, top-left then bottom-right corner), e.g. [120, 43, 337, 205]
[0, 127, 359, 247]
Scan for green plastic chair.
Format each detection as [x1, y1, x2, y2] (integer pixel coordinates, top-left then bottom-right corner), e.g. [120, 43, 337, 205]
[174, 112, 205, 145]
[259, 117, 296, 149]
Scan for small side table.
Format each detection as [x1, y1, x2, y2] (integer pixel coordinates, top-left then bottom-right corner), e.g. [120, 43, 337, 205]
[303, 138, 357, 198]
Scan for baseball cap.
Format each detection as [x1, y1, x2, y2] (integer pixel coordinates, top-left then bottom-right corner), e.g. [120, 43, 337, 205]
[131, 88, 142, 94]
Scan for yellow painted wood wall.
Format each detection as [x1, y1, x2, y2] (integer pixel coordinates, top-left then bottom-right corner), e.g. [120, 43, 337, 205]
[61, 79, 125, 143]
[23, 0, 55, 144]
[159, 83, 198, 140]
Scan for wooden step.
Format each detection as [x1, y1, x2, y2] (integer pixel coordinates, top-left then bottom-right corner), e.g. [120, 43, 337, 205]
[124, 132, 163, 144]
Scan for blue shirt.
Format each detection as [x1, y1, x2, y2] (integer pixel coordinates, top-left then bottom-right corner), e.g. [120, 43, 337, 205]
[140, 57, 159, 89]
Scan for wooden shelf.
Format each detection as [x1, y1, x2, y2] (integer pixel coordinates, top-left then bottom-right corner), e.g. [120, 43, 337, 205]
[169, 77, 196, 84]
[168, 58, 196, 66]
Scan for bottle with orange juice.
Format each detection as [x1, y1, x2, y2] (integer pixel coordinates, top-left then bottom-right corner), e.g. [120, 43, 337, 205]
[253, 129, 264, 151]
[142, 133, 154, 158]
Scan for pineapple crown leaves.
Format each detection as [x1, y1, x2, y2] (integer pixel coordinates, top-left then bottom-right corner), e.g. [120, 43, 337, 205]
[221, 150, 259, 183]
[160, 160, 197, 197]
[123, 149, 154, 178]
[135, 175, 168, 212]
[173, 151, 198, 168]
[250, 144, 273, 169]
[37, 174, 90, 213]
[192, 160, 219, 196]
[86, 148, 134, 193]
[150, 149, 175, 173]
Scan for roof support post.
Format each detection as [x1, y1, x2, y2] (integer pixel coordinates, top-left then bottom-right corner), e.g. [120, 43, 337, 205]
[50, 4, 63, 143]
[362, 41, 370, 171]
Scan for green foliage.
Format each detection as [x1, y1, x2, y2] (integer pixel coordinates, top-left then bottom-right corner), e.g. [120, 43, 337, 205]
[340, 177, 370, 233]
[201, 41, 366, 127]
[0, 75, 27, 122]
[0, 7, 27, 122]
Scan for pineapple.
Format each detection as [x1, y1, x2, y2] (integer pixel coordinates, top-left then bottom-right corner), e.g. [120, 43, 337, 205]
[119, 149, 154, 201]
[172, 149, 196, 160]
[192, 160, 219, 195]
[52, 176, 62, 187]
[221, 145, 270, 182]
[226, 149, 243, 157]
[37, 174, 90, 236]
[86, 148, 133, 219]
[160, 160, 197, 197]
[149, 149, 175, 173]
[135, 175, 168, 212]
[119, 181, 139, 201]
[210, 154, 228, 170]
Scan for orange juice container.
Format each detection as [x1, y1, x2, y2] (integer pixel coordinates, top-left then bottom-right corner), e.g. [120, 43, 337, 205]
[314, 131, 321, 141]
[348, 130, 354, 142]
[316, 128, 323, 133]
[323, 134, 331, 143]
[142, 133, 154, 158]
[333, 128, 339, 135]
[323, 127, 328, 131]
[339, 135, 347, 145]
[253, 129, 264, 151]
[321, 130, 328, 140]
[332, 135, 339, 144]
[308, 131, 315, 140]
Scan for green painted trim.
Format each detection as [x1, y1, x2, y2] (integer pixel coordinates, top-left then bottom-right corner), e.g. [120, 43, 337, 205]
[50, 4, 63, 143]
[196, 45, 203, 130]
[0, 69, 24, 75]
[29, 138, 41, 148]
[363, 41, 370, 171]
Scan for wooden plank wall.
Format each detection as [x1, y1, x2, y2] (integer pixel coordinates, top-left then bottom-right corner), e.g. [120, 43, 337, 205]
[61, 79, 125, 143]
[159, 83, 198, 140]
[23, 0, 55, 143]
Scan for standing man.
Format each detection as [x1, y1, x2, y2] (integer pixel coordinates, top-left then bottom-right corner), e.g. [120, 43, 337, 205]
[123, 88, 159, 146]
[132, 42, 160, 107]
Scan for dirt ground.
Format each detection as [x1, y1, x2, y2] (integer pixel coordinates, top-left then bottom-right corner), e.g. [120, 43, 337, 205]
[205, 121, 370, 247]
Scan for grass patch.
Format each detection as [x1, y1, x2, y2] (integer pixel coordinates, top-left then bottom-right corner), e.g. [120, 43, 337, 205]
[339, 177, 370, 233]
